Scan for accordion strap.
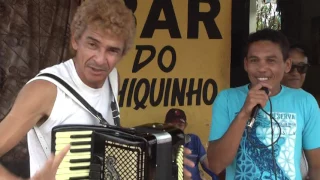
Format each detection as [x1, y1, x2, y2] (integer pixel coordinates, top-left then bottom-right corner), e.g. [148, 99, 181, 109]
[37, 73, 111, 126]
[33, 126, 51, 158]
[32, 72, 119, 158]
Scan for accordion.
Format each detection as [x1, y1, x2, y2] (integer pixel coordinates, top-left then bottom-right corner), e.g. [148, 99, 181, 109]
[51, 123, 185, 180]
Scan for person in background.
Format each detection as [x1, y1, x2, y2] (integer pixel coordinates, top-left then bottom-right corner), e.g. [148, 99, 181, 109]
[281, 44, 311, 180]
[281, 44, 310, 89]
[165, 108, 218, 180]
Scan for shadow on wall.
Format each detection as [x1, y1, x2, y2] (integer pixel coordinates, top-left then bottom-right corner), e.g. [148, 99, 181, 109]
[0, 67, 5, 91]
[0, 0, 80, 178]
[0, 66, 30, 177]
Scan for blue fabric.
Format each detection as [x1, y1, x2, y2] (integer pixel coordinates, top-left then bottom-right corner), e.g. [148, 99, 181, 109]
[209, 84, 320, 180]
[185, 134, 218, 180]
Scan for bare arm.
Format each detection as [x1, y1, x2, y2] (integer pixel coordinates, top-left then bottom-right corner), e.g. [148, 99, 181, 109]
[0, 80, 57, 177]
[207, 83, 271, 174]
[200, 156, 218, 177]
[207, 111, 249, 174]
[305, 148, 320, 179]
[202, 157, 209, 168]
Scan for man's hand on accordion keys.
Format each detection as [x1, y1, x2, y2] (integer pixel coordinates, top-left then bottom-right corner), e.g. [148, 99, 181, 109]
[30, 145, 70, 180]
[183, 148, 195, 180]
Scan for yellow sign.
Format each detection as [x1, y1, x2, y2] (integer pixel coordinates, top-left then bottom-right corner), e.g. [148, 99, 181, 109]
[118, 0, 231, 145]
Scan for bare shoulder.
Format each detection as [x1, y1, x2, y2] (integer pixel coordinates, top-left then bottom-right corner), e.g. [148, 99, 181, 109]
[304, 148, 320, 171]
[21, 79, 57, 96]
[17, 79, 57, 102]
[10, 79, 57, 123]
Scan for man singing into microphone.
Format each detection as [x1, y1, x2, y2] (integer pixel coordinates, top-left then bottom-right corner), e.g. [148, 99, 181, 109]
[207, 29, 320, 180]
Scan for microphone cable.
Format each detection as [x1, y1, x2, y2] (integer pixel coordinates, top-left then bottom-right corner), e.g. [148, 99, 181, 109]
[269, 96, 277, 180]
[246, 97, 281, 180]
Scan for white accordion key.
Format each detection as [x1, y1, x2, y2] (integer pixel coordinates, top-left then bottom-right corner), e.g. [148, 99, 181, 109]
[55, 130, 93, 180]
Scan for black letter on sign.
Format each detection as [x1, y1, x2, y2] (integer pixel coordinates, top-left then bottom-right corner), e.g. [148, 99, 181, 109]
[119, 78, 137, 107]
[186, 79, 203, 105]
[202, 79, 217, 105]
[132, 45, 156, 73]
[123, 0, 137, 13]
[158, 46, 176, 73]
[150, 78, 165, 107]
[118, 78, 129, 107]
[188, 0, 222, 39]
[171, 78, 187, 106]
[141, 0, 181, 38]
[163, 78, 172, 106]
[133, 79, 150, 110]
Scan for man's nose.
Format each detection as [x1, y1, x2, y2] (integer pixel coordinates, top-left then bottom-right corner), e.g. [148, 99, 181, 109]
[95, 50, 107, 65]
[257, 62, 268, 72]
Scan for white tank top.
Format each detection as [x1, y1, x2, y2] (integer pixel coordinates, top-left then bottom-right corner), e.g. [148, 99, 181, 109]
[26, 59, 119, 176]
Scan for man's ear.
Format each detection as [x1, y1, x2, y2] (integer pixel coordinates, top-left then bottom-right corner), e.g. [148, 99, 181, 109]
[244, 57, 248, 72]
[284, 58, 292, 73]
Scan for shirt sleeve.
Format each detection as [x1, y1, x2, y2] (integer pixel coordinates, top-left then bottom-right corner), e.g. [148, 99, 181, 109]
[194, 135, 207, 161]
[209, 90, 231, 141]
[302, 93, 320, 150]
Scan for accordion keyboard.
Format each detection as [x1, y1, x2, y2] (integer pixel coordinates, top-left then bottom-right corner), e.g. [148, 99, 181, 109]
[54, 130, 93, 180]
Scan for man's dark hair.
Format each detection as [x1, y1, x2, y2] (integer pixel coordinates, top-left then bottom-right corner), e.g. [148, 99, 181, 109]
[289, 44, 308, 59]
[245, 28, 290, 61]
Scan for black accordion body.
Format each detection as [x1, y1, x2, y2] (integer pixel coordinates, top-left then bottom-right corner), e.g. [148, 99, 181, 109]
[51, 123, 185, 180]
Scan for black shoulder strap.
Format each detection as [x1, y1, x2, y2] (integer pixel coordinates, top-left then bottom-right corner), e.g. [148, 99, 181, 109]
[38, 73, 116, 126]
[108, 80, 120, 126]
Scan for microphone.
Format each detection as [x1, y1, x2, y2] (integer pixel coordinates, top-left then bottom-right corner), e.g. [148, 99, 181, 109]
[247, 87, 269, 128]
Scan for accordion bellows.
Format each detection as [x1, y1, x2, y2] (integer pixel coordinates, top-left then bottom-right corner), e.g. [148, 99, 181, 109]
[51, 123, 185, 180]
